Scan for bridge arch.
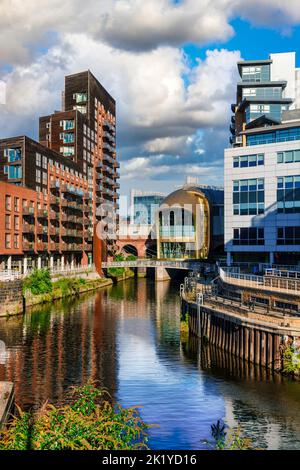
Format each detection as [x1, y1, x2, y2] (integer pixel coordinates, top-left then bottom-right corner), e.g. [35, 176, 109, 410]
[121, 244, 139, 257]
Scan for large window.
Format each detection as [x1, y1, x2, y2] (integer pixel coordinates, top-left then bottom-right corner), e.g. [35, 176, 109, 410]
[233, 178, 265, 215]
[277, 227, 300, 245]
[241, 64, 270, 82]
[60, 146, 75, 157]
[242, 87, 282, 100]
[6, 165, 22, 179]
[4, 148, 22, 162]
[247, 127, 300, 146]
[277, 149, 300, 164]
[277, 176, 300, 213]
[233, 153, 264, 168]
[233, 227, 264, 245]
[61, 133, 75, 144]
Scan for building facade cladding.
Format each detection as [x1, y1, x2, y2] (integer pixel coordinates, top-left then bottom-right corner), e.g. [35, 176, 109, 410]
[156, 186, 224, 260]
[0, 70, 119, 271]
[225, 139, 300, 265]
[130, 190, 166, 225]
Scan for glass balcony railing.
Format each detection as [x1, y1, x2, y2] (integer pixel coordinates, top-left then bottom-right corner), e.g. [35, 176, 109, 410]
[159, 226, 195, 238]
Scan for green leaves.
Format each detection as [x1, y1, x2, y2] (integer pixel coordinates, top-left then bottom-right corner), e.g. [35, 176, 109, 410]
[0, 382, 149, 451]
[23, 269, 53, 295]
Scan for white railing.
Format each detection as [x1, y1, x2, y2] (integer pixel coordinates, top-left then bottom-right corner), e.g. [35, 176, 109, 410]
[219, 267, 300, 295]
[102, 259, 210, 270]
[0, 264, 96, 282]
[265, 269, 300, 280]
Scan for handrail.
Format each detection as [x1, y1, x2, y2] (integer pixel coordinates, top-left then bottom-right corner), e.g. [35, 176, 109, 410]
[219, 266, 300, 296]
[0, 264, 96, 282]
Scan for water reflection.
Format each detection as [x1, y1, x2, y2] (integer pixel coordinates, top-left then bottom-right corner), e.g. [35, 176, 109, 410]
[0, 278, 299, 449]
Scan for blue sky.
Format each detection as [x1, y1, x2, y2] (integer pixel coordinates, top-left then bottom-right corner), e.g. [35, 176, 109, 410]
[0, 0, 300, 199]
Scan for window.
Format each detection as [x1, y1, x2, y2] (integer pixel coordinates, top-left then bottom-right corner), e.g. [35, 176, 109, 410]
[233, 153, 264, 168]
[4, 148, 22, 162]
[7, 166, 22, 179]
[233, 178, 265, 215]
[277, 226, 300, 245]
[73, 92, 87, 103]
[36, 153, 41, 166]
[5, 215, 11, 230]
[42, 156, 47, 169]
[14, 197, 20, 212]
[63, 133, 75, 144]
[63, 120, 74, 130]
[36, 169, 41, 183]
[5, 234, 11, 249]
[277, 149, 300, 164]
[42, 172, 47, 185]
[247, 127, 300, 146]
[277, 175, 300, 213]
[60, 146, 75, 157]
[5, 195, 11, 211]
[13, 234, 19, 249]
[233, 227, 264, 245]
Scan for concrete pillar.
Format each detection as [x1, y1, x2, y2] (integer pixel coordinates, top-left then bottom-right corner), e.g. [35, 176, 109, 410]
[61, 256, 65, 270]
[23, 256, 28, 275]
[7, 256, 12, 271]
[71, 255, 75, 269]
[50, 256, 54, 270]
[37, 256, 42, 270]
[155, 266, 171, 282]
[226, 251, 232, 266]
[269, 252, 274, 267]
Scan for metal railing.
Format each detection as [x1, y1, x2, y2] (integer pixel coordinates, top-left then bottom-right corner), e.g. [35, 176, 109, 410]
[102, 259, 212, 270]
[219, 267, 300, 296]
[0, 264, 96, 282]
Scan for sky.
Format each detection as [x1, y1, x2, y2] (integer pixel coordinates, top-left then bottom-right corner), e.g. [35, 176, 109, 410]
[0, 0, 300, 199]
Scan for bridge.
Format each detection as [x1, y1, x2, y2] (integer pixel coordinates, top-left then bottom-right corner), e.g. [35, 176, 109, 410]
[101, 259, 214, 281]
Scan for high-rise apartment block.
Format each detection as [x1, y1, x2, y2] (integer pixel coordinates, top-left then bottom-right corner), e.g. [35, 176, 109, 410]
[0, 71, 119, 273]
[225, 52, 300, 266]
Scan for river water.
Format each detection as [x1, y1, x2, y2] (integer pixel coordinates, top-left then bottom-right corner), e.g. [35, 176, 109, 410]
[0, 278, 300, 450]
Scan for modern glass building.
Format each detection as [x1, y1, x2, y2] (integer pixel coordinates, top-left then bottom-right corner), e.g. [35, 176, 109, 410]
[131, 190, 165, 225]
[156, 185, 224, 260]
[225, 52, 300, 266]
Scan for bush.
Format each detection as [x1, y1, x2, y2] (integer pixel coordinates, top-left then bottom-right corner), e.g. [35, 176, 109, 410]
[53, 278, 87, 296]
[126, 255, 137, 261]
[283, 345, 300, 375]
[0, 383, 149, 450]
[23, 269, 53, 295]
[205, 420, 255, 450]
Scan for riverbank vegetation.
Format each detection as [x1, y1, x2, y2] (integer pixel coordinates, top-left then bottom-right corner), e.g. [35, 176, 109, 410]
[206, 420, 255, 450]
[107, 254, 137, 278]
[0, 383, 149, 450]
[283, 344, 300, 376]
[22, 269, 112, 306]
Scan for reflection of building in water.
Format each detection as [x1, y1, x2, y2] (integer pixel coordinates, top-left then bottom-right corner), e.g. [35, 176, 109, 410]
[184, 337, 300, 450]
[0, 292, 119, 408]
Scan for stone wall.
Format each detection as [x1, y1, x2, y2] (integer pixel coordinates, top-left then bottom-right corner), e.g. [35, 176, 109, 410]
[0, 280, 23, 317]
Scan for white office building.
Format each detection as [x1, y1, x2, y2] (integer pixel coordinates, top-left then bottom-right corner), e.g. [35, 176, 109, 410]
[225, 52, 300, 266]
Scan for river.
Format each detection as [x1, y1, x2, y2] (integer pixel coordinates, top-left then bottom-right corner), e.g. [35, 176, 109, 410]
[0, 278, 300, 450]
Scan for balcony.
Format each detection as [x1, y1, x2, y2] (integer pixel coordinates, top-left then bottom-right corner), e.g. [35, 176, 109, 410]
[22, 241, 35, 252]
[22, 206, 35, 216]
[36, 242, 48, 252]
[49, 226, 60, 236]
[49, 210, 60, 220]
[49, 242, 60, 252]
[37, 209, 48, 219]
[61, 243, 84, 252]
[84, 243, 93, 251]
[37, 225, 48, 235]
[23, 223, 34, 233]
[50, 196, 60, 206]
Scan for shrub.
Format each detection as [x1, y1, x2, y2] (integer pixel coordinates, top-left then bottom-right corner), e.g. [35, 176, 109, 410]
[205, 420, 255, 450]
[23, 269, 53, 296]
[0, 383, 149, 450]
[283, 345, 300, 375]
[126, 255, 137, 261]
[53, 278, 86, 296]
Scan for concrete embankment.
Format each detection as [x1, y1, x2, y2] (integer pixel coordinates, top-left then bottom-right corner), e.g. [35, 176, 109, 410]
[0, 382, 14, 428]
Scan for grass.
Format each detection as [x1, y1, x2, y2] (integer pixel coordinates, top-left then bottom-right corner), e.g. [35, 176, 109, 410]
[205, 420, 256, 450]
[0, 383, 149, 450]
[23, 269, 53, 296]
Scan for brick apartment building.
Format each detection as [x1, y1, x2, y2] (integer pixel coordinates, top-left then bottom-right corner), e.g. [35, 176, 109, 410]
[0, 71, 119, 273]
